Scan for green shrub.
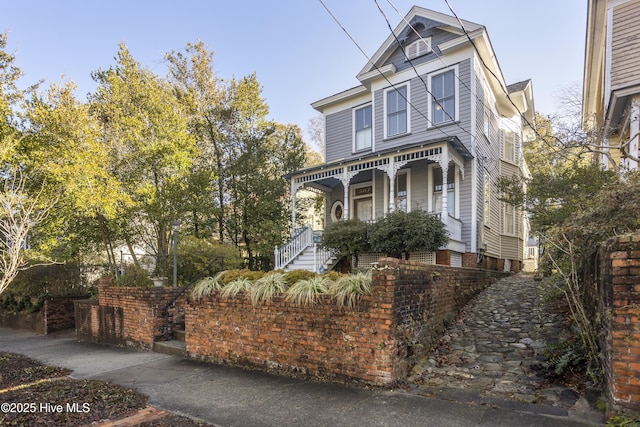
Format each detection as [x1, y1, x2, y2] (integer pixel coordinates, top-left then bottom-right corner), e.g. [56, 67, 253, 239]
[329, 272, 372, 309]
[113, 264, 152, 288]
[7, 263, 83, 298]
[283, 270, 317, 286]
[368, 210, 448, 259]
[321, 218, 371, 266]
[250, 273, 288, 305]
[323, 271, 344, 282]
[285, 276, 330, 306]
[607, 415, 640, 427]
[177, 235, 244, 284]
[219, 269, 265, 285]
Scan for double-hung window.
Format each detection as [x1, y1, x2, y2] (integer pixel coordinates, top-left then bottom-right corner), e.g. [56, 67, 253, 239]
[504, 131, 516, 162]
[354, 105, 372, 151]
[386, 86, 408, 137]
[504, 203, 515, 235]
[431, 69, 456, 125]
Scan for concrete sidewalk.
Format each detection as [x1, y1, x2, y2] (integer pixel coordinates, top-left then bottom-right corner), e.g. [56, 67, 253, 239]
[0, 327, 599, 426]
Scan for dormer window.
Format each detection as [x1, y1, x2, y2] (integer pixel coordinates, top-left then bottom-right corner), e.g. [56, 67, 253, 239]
[405, 38, 431, 60]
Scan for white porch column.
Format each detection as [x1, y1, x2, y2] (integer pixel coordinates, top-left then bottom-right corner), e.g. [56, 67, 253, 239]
[291, 179, 296, 236]
[291, 179, 304, 237]
[628, 98, 640, 170]
[439, 147, 449, 218]
[388, 157, 396, 212]
[340, 168, 351, 220]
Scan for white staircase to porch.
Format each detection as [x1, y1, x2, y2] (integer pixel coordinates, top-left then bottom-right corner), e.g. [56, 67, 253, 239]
[274, 225, 338, 273]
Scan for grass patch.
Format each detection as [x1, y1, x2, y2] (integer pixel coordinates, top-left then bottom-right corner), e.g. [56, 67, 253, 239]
[220, 277, 253, 299]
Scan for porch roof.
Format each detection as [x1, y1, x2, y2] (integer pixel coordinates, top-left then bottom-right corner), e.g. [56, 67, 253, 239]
[285, 136, 473, 182]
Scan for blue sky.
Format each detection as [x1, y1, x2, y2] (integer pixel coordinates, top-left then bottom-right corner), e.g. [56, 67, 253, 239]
[2, 0, 586, 142]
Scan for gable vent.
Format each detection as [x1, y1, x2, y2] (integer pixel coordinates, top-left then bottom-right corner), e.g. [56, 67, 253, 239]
[405, 38, 432, 60]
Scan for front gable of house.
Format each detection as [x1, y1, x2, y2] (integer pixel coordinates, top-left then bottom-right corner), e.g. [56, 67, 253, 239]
[357, 6, 482, 84]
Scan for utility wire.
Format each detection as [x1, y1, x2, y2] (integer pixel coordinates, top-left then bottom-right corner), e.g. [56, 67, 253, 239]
[317, 0, 452, 139]
[384, 0, 492, 127]
[443, 0, 545, 143]
[374, 0, 474, 140]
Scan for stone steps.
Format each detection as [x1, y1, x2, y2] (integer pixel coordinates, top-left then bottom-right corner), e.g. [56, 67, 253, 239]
[153, 325, 186, 357]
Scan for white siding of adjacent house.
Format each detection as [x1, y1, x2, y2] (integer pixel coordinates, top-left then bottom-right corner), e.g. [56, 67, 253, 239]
[611, 0, 640, 90]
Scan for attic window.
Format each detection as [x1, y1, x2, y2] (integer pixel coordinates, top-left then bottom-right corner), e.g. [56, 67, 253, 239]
[405, 37, 431, 60]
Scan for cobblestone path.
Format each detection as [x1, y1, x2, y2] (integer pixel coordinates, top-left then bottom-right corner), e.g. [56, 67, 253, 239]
[408, 273, 585, 413]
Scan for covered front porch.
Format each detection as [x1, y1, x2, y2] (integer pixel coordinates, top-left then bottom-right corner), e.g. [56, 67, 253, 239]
[277, 137, 474, 271]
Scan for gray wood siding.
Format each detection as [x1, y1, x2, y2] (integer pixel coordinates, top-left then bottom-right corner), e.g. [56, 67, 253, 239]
[473, 71, 501, 258]
[385, 27, 463, 75]
[501, 235, 520, 260]
[612, 0, 640, 89]
[459, 161, 473, 250]
[325, 110, 352, 163]
[373, 59, 473, 153]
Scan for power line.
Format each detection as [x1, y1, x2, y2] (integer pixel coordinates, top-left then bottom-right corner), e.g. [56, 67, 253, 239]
[443, 0, 544, 143]
[384, 0, 492, 125]
[374, 0, 474, 140]
[317, 0, 453, 139]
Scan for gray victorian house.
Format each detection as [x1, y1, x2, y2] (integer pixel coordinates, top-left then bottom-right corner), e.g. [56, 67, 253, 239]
[277, 6, 534, 273]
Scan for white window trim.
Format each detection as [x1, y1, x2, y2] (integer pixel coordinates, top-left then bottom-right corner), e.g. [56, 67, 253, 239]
[428, 65, 459, 127]
[383, 83, 411, 139]
[503, 130, 516, 163]
[352, 103, 373, 153]
[350, 181, 375, 221]
[330, 200, 344, 222]
[503, 202, 516, 236]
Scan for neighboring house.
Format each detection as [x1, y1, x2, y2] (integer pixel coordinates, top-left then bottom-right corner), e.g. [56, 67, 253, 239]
[583, 0, 640, 170]
[277, 6, 534, 273]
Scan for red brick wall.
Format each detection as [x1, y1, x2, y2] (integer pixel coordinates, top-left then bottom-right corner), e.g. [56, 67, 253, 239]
[598, 234, 640, 414]
[0, 295, 87, 335]
[82, 263, 507, 385]
[184, 259, 507, 385]
[95, 282, 185, 349]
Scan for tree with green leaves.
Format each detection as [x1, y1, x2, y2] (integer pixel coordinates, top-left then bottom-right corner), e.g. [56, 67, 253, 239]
[368, 210, 448, 260]
[90, 43, 197, 276]
[226, 122, 306, 269]
[20, 81, 128, 265]
[0, 32, 57, 296]
[321, 219, 371, 268]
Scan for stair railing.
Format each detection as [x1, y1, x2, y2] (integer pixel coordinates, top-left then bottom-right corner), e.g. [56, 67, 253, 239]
[274, 225, 313, 270]
[158, 255, 225, 341]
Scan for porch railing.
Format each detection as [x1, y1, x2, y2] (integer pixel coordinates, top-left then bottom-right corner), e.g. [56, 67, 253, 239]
[274, 225, 313, 270]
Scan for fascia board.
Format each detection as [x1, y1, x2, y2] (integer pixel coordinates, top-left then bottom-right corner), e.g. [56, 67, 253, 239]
[357, 63, 396, 84]
[311, 86, 369, 112]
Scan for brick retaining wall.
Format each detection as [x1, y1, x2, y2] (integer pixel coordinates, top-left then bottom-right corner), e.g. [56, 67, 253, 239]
[0, 295, 88, 334]
[77, 262, 507, 385]
[185, 259, 507, 385]
[596, 234, 640, 414]
[77, 278, 186, 349]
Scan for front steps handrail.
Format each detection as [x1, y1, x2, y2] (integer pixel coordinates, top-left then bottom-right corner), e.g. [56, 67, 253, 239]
[275, 225, 313, 270]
